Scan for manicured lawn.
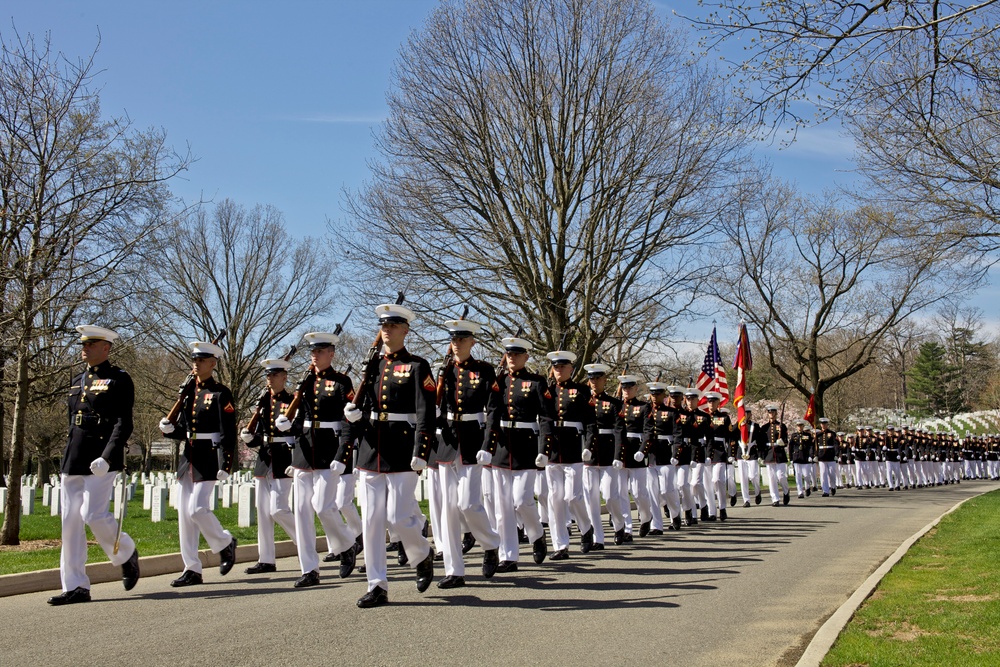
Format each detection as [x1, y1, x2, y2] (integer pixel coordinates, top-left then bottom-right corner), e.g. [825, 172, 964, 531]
[822, 489, 1000, 667]
[1, 483, 428, 575]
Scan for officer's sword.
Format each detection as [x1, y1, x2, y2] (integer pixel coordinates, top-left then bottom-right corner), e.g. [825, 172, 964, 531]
[113, 461, 128, 555]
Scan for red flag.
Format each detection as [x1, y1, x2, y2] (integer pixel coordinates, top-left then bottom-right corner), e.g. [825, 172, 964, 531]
[803, 393, 816, 427]
[732, 323, 752, 443]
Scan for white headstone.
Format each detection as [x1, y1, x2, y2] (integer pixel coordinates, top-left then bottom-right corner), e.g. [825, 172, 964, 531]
[208, 486, 218, 511]
[21, 486, 34, 515]
[238, 484, 256, 527]
[222, 484, 233, 508]
[0, 487, 7, 512]
[169, 483, 180, 509]
[42, 483, 52, 507]
[49, 487, 60, 516]
[114, 483, 126, 520]
[150, 486, 168, 522]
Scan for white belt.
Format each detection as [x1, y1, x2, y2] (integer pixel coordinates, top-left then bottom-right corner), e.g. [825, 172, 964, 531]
[598, 428, 614, 435]
[447, 411, 486, 423]
[658, 435, 672, 441]
[626, 432, 644, 440]
[714, 437, 726, 443]
[188, 432, 220, 442]
[367, 412, 416, 425]
[304, 420, 342, 432]
[500, 420, 538, 431]
[267, 436, 296, 445]
[554, 420, 584, 431]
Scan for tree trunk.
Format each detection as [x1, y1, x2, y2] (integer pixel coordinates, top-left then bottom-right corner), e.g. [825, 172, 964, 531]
[1, 346, 32, 545]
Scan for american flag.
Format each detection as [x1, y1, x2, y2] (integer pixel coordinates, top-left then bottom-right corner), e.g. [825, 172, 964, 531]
[696, 327, 729, 406]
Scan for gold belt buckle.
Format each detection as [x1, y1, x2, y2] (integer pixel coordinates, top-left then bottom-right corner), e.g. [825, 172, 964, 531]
[74, 412, 83, 426]
[378, 412, 388, 422]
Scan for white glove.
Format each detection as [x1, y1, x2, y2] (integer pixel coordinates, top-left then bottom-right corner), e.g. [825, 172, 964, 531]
[727, 457, 735, 464]
[670, 457, 679, 466]
[275, 415, 292, 432]
[581, 448, 593, 462]
[775, 438, 786, 448]
[410, 456, 427, 471]
[344, 402, 363, 423]
[612, 459, 623, 469]
[158, 418, 175, 434]
[216, 470, 230, 482]
[535, 453, 549, 467]
[633, 450, 645, 463]
[240, 429, 254, 443]
[284, 466, 296, 477]
[808, 456, 814, 463]
[758, 458, 765, 466]
[476, 450, 492, 465]
[89, 457, 109, 477]
[330, 460, 346, 475]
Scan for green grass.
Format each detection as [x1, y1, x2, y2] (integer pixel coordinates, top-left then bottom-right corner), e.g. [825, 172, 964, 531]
[1, 484, 430, 575]
[822, 489, 1000, 667]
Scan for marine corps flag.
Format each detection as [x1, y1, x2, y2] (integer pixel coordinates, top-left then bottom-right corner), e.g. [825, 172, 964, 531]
[803, 392, 817, 427]
[732, 322, 752, 443]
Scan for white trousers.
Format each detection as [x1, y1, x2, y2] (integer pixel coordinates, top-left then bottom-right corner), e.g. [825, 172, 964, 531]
[255, 475, 296, 565]
[438, 459, 500, 576]
[699, 463, 717, 516]
[675, 464, 695, 512]
[710, 463, 729, 512]
[534, 472, 549, 525]
[624, 467, 653, 528]
[793, 463, 811, 494]
[690, 462, 708, 511]
[738, 459, 761, 502]
[178, 476, 232, 574]
[336, 473, 362, 538]
[728, 463, 738, 497]
[492, 468, 543, 562]
[885, 461, 903, 489]
[650, 464, 681, 519]
[426, 467, 444, 553]
[583, 465, 627, 543]
[482, 467, 498, 532]
[766, 463, 788, 503]
[545, 463, 591, 551]
[645, 462, 664, 530]
[59, 473, 135, 592]
[359, 470, 431, 592]
[819, 461, 837, 495]
[293, 469, 355, 574]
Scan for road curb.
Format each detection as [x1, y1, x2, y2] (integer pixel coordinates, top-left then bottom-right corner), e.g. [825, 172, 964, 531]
[0, 538, 320, 598]
[794, 488, 990, 667]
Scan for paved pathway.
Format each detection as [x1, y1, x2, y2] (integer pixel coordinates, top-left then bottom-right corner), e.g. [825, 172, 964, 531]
[2, 480, 995, 666]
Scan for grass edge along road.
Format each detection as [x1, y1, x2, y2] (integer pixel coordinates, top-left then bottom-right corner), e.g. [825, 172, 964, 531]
[0, 485, 411, 575]
[821, 489, 1000, 667]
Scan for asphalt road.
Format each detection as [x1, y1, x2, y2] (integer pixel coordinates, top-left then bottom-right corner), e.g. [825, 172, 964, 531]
[2, 479, 996, 667]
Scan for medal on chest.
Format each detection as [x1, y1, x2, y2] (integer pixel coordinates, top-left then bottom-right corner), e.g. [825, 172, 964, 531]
[520, 381, 532, 394]
[393, 363, 412, 378]
[203, 392, 214, 406]
[89, 378, 110, 392]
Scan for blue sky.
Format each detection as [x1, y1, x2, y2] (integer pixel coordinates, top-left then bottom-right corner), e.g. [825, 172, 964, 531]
[5, 0, 994, 350]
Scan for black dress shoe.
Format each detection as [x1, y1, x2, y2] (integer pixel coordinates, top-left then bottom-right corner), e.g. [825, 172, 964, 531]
[754, 493, 761, 505]
[700, 506, 709, 521]
[683, 509, 693, 526]
[831, 488, 836, 496]
[805, 488, 811, 497]
[339, 544, 357, 579]
[170, 570, 203, 588]
[648, 529, 664, 535]
[219, 537, 238, 576]
[533, 537, 548, 564]
[357, 586, 389, 608]
[245, 562, 277, 575]
[434, 551, 444, 561]
[323, 552, 340, 563]
[47, 587, 91, 605]
[355, 534, 364, 554]
[591, 543, 605, 550]
[496, 560, 519, 573]
[669, 517, 681, 531]
[613, 528, 625, 545]
[415, 551, 434, 592]
[122, 548, 140, 591]
[638, 521, 651, 538]
[517, 526, 529, 544]
[483, 548, 500, 578]
[782, 492, 790, 505]
[294, 570, 320, 588]
[822, 492, 830, 497]
[719, 509, 728, 521]
[772, 501, 780, 507]
[462, 532, 476, 554]
[743, 500, 751, 508]
[623, 532, 633, 543]
[580, 526, 594, 553]
[550, 548, 569, 560]
[386, 541, 401, 552]
[730, 495, 737, 507]
[437, 575, 466, 589]
[706, 515, 717, 522]
[397, 547, 409, 567]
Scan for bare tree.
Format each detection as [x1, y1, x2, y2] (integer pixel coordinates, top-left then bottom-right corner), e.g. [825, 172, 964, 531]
[336, 0, 749, 370]
[0, 30, 189, 544]
[707, 172, 984, 418]
[687, 1, 1000, 247]
[140, 199, 341, 423]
